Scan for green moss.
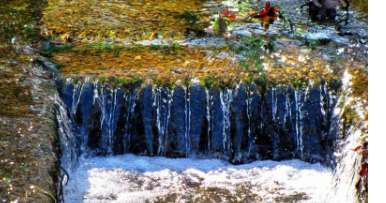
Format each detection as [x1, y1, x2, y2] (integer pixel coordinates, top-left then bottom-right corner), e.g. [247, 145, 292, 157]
[342, 105, 359, 137]
[175, 12, 199, 26]
[41, 44, 75, 56]
[125, 77, 144, 90]
[343, 107, 357, 126]
[114, 77, 129, 87]
[87, 43, 112, 49]
[292, 78, 302, 89]
[202, 75, 216, 89]
[153, 77, 175, 89]
[149, 43, 182, 51]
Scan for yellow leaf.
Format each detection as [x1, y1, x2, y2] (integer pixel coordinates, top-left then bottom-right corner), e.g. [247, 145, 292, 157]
[134, 55, 142, 60]
[149, 32, 156, 40]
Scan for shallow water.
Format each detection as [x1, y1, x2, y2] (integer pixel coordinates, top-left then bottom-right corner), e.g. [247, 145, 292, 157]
[64, 154, 333, 203]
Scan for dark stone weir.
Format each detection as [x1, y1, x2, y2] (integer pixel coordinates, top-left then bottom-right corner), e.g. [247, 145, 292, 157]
[56, 78, 340, 165]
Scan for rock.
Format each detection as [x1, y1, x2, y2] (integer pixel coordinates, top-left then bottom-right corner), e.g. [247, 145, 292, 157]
[233, 30, 253, 38]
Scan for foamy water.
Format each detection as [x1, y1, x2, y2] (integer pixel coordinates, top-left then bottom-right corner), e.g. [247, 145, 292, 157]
[63, 154, 333, 203]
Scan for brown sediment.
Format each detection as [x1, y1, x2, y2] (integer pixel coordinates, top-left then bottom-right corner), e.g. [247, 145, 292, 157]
[0, 50, 59, 203]
[40, 0, 219, 43]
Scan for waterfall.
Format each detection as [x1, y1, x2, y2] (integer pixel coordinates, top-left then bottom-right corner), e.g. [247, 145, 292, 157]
[155, 86, 162, 155]
[206, 89, 211, 152]
[55, 77, 368, 203]
[56, 78, 338, 164]
[294, 89, 302, 158]
[271, 87, 277, 122]
[122, 90, 137, 154]
[246, 85, 252, 156]
[220, 88, 233, 155]
[54, 94, 77, 172]
[163, 88, 173, 156]
[185, 85, 191, 157]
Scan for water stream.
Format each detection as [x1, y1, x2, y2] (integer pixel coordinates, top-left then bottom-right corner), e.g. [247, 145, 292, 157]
[0, 0, 367, 202]
[63, 154, 333, 203]
[55, 79, 343, 202]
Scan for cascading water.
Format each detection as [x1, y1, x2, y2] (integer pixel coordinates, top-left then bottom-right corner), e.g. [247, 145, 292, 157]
[57, 78, 340, 162]
[55, 94, 78, 172]
[55, 78, 351, 202]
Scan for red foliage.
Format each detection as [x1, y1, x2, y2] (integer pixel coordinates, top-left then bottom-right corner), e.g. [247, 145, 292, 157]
[222, 9, 236, 22]
[352, 146, 362, 152]
[258, 1, 279, 17]
[360, 163, 368, 177]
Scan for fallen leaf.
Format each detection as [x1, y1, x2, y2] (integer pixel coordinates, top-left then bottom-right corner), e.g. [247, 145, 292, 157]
[360, 163, 368, 177]
[352, 146, 362, 152]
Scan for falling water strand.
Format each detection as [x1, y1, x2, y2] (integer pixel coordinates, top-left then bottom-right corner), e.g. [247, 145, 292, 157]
[220, 91, 225, 150]
[285, 89, 291, 125]
[298, 87, 309, 158]
[323, 84, 331, 134]
[55, 94, 77, 172]
[246, 86, 252, 155]
[100, 86, 108, 154]
[155, 87, 163, 155]
[220, 89, 233, 152]
[81, 78, 91, 155]
[206, 89, 211, 151]
[163, 89, 173, 156]
[122, 92, 131, 154]
[272, 88, 277, 121]
[93, 80, 99, 105]
[185, 86, 191, 157]
[108, 88, 118, 155]
[320, 85, 327, 140]
[299, 88, 305, 158]
[71, 80, 83, 116]
[128, 90, 138, 152]
[294, 90, 301, 158]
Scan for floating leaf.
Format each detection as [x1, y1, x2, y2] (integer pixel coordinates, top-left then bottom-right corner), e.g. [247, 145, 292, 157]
[352, 146, 362, 152]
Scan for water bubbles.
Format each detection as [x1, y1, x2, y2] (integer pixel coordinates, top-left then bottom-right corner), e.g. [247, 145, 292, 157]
[262, 63, 269, 71]
[298, 55, 306, 62]
[337, 48, 345, 55]
[64, 154, 333, 203]
[11, 37, 17, 44]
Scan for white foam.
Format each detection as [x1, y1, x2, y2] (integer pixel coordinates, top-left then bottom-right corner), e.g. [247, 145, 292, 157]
[64, 154, 333, 203]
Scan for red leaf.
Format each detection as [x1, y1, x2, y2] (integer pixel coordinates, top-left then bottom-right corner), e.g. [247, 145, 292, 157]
[356, 181, 361, 191]
[222, 9, 231, 17]
[221, 9, 236, 21]
[352, 146, 361, 152]
[360, 163, 368, 177]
